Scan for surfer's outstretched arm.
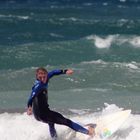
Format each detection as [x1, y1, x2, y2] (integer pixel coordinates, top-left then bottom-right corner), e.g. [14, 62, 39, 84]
[48, 69, 73, 78]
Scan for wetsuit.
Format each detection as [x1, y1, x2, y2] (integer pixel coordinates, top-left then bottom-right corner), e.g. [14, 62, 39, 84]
[27, 69, 88, 138]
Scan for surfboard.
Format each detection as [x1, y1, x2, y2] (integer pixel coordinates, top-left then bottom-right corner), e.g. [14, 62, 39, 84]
[75, 109, 131, 140]
[94, 109, 131, 139]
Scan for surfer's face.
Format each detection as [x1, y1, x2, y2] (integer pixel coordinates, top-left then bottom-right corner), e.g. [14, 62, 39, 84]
[36, 70, 48, 83]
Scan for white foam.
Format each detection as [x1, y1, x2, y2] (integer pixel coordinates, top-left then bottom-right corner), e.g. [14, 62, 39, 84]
[0, 14, 29, 20]
[92, 35, 114, 49]
[86, 35, 140, 48]
[129, 36, 140, 47]
[81, 59, 106, 65]
[0, 104, 139, 140]
[59, 17, 78, 22]
[126, 63, 138, 69]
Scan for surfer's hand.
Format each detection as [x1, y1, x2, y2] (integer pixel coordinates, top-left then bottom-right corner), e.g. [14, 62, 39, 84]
[66, 69, 73, 75]
[27, 107, 32, 115]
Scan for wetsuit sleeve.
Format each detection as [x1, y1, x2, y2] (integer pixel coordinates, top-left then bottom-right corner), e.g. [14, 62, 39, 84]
[27, 83, 42, 107]
[48, 69, 67, 79]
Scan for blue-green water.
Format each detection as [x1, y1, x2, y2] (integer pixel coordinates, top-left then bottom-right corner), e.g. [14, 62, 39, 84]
[0, 0, 140, 113]
[1, 1, 140, 140]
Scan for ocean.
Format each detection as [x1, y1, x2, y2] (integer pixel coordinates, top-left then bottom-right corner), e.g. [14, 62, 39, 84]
[0, 0, 140, 139]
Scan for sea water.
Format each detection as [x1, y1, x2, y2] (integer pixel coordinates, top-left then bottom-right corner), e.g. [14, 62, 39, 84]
[0, 0, 140, 139]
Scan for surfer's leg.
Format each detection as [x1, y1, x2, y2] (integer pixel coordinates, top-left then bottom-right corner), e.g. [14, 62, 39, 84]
[46, 110, 89, 135]
[48, 122, 57, 139]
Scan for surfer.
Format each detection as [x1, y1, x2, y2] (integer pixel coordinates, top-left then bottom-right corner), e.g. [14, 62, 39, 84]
[27, 67, 95, 139]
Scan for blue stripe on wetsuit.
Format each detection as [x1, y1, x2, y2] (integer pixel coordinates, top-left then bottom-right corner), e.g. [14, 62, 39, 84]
[71, 122, 89, 134]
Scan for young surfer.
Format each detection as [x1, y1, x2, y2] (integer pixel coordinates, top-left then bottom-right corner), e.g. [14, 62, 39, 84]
[27, 67, 94, 139]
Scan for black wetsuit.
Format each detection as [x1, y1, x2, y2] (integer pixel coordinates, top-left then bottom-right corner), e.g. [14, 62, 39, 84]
[27, 69, 88, 138]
